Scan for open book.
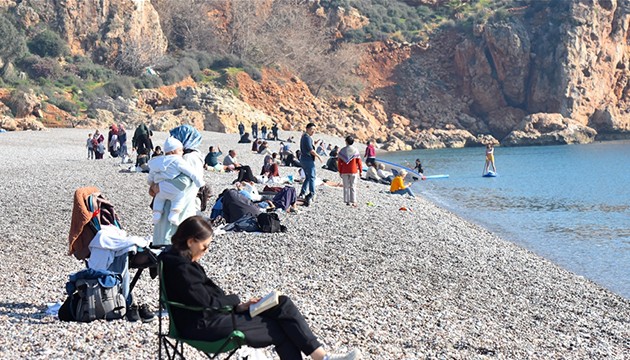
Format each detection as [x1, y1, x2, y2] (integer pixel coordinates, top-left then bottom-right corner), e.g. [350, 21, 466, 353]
[249, 290, 280, 317]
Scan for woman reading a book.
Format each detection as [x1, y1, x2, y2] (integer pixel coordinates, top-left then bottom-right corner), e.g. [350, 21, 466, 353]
[160, 216, 361, 360]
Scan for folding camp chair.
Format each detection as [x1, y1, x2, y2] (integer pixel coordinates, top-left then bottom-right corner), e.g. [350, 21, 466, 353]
[158, 262, 245, 360]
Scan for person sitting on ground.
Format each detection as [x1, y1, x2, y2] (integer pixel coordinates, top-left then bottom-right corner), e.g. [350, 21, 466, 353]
[258, 141, 273, 155]
[204, 146, 224, 171]
[238, 132, 252, 144]
[223, 150, 241, 172]
[389, 169, 415, 197]
[324, 151, 339, 172]
[315, 140, 327, 157]
[376, 163, 394, 184]
[148, 137, 205, 225]
[261, 155, 280, 179]
[135, 148, 150, 172]
[160, 216, 362, 360]
[364, 163, 381, 183]
[252, 139, 261, 153]
[152, 146, 163, 157]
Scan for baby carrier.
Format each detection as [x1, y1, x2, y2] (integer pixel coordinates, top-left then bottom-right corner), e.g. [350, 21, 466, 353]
[68, 187, 122, 260]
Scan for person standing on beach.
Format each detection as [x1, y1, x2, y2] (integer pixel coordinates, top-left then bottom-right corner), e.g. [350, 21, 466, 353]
[86, 133, 94, 160]
[414, 159, 424, 176]
[117, 124, 128, 161]
[238, 122, 245, 136]
[364, 141, 376, 167]
[252, 122, 258, 139]
[261, 124, 268, 140]
[484, 144, 497, 174]
[93, 130, 105, 160]
[272, 122, 279, 141]
[299, 122, 322, 202]
[337, 136, 362, 207]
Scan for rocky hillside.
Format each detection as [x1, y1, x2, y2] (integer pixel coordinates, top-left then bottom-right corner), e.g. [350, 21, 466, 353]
[1, 0, 629, 150]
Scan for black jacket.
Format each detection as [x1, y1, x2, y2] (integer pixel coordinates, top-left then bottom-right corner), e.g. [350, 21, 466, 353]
[160, 249, 240, 336]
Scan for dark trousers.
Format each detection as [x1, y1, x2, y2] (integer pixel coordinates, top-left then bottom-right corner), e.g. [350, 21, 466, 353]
[189, 296, 322, 360]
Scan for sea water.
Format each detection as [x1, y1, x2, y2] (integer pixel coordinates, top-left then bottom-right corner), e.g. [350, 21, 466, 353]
[379, 141, 630, 299]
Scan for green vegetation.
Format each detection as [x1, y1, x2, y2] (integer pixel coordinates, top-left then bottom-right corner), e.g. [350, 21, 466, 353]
[0, 14, 26, 62]
[319, 0, 526, 43]
[28, 30, 68, 57]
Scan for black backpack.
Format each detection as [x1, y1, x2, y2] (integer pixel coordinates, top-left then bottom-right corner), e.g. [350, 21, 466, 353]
[257, 213, 286, 233]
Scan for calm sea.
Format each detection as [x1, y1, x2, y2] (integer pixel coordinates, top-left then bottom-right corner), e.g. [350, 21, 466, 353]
[380, 141, 630, 299]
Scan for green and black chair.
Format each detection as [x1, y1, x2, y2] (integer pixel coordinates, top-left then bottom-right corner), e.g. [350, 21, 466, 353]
[158, 262, 246, 359]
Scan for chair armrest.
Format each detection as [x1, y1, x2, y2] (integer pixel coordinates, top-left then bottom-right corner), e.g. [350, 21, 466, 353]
[165, 300, 234, 314]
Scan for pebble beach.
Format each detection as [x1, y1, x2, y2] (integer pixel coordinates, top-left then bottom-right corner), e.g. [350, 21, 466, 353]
[0, 128, 628, 359]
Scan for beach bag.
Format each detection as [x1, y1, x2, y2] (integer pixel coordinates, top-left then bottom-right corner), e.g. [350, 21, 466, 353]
[257, 213, 285, 233]
[60, 277, 126, 322]
[224, 213, 259, 232]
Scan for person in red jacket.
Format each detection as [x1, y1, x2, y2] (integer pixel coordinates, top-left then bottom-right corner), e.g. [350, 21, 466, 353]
[337, 136, 363, 207]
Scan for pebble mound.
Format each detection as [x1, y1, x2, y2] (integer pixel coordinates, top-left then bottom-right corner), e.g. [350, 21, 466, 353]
[0, 129, 628, 359]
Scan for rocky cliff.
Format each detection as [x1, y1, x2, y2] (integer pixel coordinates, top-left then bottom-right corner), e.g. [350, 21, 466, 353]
[3, 0, 630, 150]
[450, 0, 630, 144]
[9, 0, 167, 66]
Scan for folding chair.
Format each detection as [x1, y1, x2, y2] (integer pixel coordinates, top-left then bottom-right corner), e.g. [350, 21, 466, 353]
[158, 262, 245, 359]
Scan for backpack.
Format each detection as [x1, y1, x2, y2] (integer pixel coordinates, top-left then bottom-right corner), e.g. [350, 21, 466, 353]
[60, 274, 126, 322]
[257, 212, 286, 233]
[224, 213, 260, 232]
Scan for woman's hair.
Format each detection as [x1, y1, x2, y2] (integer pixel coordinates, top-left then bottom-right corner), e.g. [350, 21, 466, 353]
[345, 136, 354, 145]
[170, 216, 213, 259]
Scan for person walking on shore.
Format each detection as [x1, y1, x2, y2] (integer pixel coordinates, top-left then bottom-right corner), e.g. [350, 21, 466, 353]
[364, 141, 376, 167]
[299, 123, 322, 203]
[338, 136, 362, 207]
[484, 144, 497, 174]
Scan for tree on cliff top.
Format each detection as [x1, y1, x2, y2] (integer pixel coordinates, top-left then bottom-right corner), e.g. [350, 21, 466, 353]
[154, 0, 362, 97]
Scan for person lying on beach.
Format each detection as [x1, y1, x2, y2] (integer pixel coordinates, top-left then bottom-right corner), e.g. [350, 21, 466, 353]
[389, 169, 415, 197]
[235, 181, 275, 210]
[160, 216, 362, 360]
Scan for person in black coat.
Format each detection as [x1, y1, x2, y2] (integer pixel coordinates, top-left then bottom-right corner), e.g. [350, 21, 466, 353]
[160, 216, 360, 360]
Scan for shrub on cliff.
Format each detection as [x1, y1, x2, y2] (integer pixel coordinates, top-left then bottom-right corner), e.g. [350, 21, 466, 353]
[28, 30, 68, 58]
[0, 14, 26, 62]
[103, 76, 134, 99]
[20, 55, 63, 80]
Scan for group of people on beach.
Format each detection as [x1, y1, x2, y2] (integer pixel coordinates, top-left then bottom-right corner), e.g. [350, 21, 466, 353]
[83, 122, 361, 359]
[86, 124, 130, 160]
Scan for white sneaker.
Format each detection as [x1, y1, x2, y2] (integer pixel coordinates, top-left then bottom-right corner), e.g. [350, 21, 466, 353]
[325, 349, 361, 360]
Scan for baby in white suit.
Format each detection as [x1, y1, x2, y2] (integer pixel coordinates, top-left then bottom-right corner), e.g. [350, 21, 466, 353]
[148, 137, 204, 225]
